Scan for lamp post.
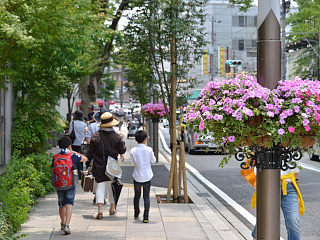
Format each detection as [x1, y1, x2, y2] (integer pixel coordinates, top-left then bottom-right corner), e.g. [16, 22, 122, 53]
[256, 0, 281, 239]
[210, 16, 221, 81]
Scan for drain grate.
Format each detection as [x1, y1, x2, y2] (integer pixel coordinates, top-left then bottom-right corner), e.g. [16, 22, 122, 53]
[196, 192, 211, 197]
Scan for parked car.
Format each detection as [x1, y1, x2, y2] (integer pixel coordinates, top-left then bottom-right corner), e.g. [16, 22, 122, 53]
[176, 115, 217, 154]
[309, 142, 320, 161]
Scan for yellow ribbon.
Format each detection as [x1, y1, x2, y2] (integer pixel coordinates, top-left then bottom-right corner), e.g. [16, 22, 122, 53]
[250, 172, 305, 216]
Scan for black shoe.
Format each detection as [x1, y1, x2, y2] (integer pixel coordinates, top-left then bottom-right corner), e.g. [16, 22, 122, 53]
[143, 217, 149, 223]
[134, 210, 140, 219]
[310, 154, 319, 161]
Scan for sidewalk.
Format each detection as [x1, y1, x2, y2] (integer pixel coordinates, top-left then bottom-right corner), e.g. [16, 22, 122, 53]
[17, 128, 251, 240]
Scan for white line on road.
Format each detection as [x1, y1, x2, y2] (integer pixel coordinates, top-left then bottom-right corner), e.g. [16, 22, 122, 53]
[300, 162, 320, 172]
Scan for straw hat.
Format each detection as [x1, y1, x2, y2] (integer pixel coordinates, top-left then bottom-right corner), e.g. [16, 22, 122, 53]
[93, 108, 111, 123]
[98, 112, 119, 128]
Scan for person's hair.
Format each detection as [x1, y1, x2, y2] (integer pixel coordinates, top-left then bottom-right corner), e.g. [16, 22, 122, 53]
[135, 130, 147, 144]
[58, 136, 72, 148]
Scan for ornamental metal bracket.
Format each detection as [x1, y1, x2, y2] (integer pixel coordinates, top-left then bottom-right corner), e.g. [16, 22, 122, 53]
[235, 144, 302, 171]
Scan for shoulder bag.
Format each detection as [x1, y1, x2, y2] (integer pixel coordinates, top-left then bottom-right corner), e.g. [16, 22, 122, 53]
[69, 121, 76, 143]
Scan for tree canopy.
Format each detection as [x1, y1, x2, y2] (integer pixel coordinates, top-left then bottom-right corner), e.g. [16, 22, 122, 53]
[286, 0, 320, 79]
[0, 0, 105, 154]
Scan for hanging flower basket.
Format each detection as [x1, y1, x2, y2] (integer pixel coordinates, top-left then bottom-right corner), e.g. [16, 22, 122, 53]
[141, 102, 169, 120]
[184, 75, 320, 166]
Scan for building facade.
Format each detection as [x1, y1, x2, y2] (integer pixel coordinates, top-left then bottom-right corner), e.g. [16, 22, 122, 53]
[189, 0, 258, 85]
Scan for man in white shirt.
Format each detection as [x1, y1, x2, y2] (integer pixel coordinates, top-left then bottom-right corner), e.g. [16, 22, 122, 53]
[130, 130, 156, 223]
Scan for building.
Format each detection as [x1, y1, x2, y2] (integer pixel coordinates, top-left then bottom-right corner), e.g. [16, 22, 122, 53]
[188, 0, 258, 87]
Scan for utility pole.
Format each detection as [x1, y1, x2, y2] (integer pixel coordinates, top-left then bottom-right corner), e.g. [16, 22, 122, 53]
[281, 0, 290, 80]
[210, 16, 221, 81]
[257, 0, 281, 239]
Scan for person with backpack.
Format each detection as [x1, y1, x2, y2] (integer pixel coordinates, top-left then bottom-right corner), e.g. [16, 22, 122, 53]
[52, 136, 88, 235]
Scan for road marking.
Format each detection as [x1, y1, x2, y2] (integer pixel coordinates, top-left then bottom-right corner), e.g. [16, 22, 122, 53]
[158, 130, 256, 225]
[300, 162, 320, 172]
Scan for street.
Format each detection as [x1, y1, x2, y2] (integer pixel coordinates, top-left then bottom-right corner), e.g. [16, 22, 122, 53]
[159, 125, 320, 240]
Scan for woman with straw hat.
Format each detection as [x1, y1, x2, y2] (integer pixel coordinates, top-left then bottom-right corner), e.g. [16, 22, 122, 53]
[86, 112, 126, 219]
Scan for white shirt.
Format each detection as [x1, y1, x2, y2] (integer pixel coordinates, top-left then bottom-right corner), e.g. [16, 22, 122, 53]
[87, 122, 99, 140]
[130, 144, 156, 182]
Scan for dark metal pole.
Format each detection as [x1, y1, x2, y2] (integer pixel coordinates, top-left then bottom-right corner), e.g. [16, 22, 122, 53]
[257, 0, 281, 239]
[153, 94, 159, 162]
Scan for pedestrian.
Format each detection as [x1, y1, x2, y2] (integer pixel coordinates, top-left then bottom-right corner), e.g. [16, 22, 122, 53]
[115, 108, 125, 131]
[52, 136, 88, 235]
[68, 110, 87, 177]
[130, 130, 156, 223]
[251, 166, 304, 240]
[86, 112, 126, 219]
[87, 105, 95, 124]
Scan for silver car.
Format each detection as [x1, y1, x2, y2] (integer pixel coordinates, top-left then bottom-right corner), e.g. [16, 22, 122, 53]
[181, 127, 217, 154]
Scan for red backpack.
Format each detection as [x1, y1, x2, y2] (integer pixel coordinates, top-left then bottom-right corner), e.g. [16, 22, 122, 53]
[52, 152, 73, 190]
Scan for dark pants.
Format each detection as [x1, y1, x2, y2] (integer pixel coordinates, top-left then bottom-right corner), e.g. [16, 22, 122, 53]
[134, 180, 151, 219]
[71, 145, 82, 179]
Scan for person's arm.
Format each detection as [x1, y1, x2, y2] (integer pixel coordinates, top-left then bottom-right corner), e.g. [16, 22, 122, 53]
[150, 149, 156, 164]
[71, 150, 88, 162]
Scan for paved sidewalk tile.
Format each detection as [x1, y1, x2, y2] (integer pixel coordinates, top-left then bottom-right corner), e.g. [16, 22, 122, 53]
[17, 130, 248, 240]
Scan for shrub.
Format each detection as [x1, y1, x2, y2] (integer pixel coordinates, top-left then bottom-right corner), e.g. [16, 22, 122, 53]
[0, 152, 54, 235]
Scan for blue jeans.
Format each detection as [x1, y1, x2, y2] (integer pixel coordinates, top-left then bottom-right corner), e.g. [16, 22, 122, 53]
[252, 183, 300, 240]
[134, 180, 151, 219]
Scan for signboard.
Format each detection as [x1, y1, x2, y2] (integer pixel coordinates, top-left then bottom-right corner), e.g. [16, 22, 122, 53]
[203, 50, 208, 75]
[219, 46, 225, 76]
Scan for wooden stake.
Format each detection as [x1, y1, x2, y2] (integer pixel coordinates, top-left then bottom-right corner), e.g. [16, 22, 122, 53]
[180, 142, 188, 203]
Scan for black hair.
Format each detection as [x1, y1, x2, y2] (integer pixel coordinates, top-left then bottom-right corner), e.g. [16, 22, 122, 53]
[58, 136, 72, 148]
[135, 130, 147, 144]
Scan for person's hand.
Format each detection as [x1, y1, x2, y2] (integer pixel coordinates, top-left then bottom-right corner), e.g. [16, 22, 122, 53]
[120, 154, 124, 162]
[119, 131, 124, 139]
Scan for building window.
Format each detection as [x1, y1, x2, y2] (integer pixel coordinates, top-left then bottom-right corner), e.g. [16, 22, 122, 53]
[239, 16, 245, 27]
[232, 15, 258, 27]
[239, 40, 244, 51]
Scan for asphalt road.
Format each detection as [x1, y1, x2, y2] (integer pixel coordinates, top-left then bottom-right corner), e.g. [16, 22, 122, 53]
[159, 125, 320, 240]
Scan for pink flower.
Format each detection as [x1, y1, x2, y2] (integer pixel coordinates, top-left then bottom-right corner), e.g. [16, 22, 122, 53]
[305, 126, 311, 131]
[228, 136, 235, 142]
[199, 120, 205, 130]
[288, 127, 295, 133]
[194, 134, 198, 140]
[278, 128, 285, 135]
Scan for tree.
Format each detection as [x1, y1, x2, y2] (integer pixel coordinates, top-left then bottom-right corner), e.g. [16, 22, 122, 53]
[286, 0, 320, 79]
[0, 0, 102, 154]
[80, 0, 130, 117]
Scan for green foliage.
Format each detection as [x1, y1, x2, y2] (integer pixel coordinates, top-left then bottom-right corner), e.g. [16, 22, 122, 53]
[121, 0, 208, 109]
[0, 152, 53, 234]
[98, 73, 117, 101]
[1, 0, 104, 153]
[286, 0, 320, 79]
[228, 0, 254, 12]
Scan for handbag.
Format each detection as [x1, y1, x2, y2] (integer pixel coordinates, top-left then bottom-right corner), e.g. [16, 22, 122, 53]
[69, 121, 76, 143]
[106, 156, 122, 178]
[80, 139, 89, 155]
